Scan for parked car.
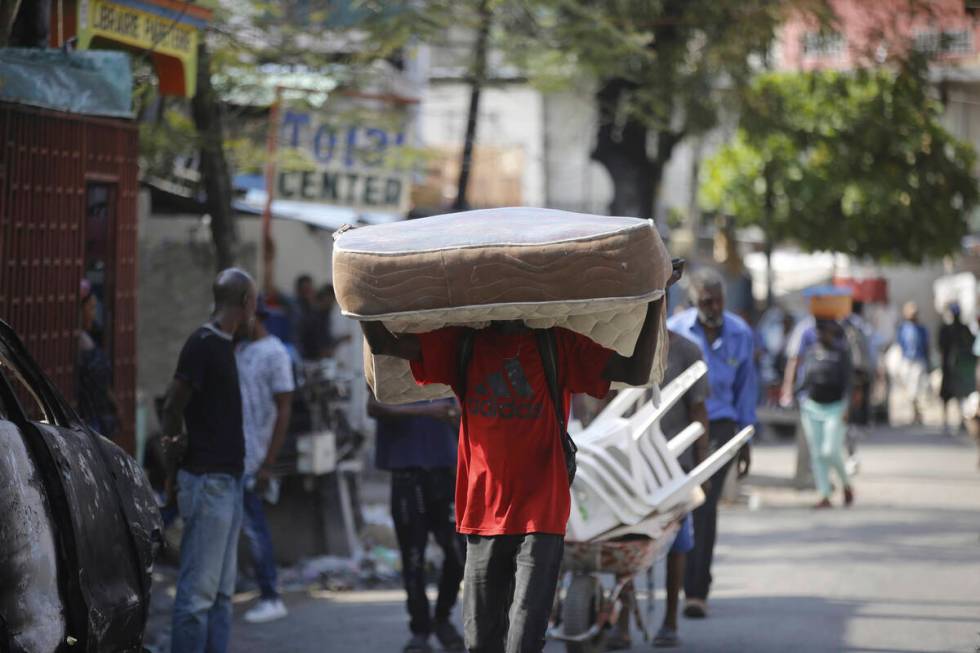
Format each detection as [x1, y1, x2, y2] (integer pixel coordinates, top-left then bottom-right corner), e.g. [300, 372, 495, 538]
[0, 320, 161, 652]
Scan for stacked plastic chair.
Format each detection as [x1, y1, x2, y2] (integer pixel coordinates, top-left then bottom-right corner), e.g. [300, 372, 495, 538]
[566, 362, 754, 542]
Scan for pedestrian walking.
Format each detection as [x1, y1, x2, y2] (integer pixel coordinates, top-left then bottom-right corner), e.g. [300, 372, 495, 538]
[843, 302, 874, 429]
[799, 319, 855, 508]
[359, 264, 682, 653]
[162, 268, 257, 653]
[77, 278, 119, 440]
[938, 303, 975, 435]
[667, 267, 758, 620]
[237, 296, 295, 624]
[608, 330, 710, 649]
[897, 301, 931, 424]
[368, 396, 466, 653]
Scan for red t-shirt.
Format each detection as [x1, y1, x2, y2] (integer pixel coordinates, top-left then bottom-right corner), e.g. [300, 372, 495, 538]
[410, 327, 613, 536]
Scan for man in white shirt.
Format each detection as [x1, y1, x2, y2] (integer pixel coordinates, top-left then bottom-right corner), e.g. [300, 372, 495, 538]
[237, 296, 295, 623]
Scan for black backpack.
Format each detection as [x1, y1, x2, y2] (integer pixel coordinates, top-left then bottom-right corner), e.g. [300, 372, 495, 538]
[457, 328, 578, 486]
[805, 345, 848, 404]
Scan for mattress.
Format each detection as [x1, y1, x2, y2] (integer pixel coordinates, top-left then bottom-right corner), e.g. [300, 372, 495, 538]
[332, 207, 673, 404]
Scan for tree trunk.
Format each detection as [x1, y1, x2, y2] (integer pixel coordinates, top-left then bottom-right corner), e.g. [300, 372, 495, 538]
[452, 0, 491, 212]
[0, 0, 50, 48]
[764, 241, 774, 308]
[191, 39, 237, 271]
[0, 0, 23, 47]
[591, 79, 682, 221]
[763, 161, 775, 308]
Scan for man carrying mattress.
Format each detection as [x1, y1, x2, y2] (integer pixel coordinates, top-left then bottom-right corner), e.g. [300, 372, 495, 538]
[360, 263, 682, 653]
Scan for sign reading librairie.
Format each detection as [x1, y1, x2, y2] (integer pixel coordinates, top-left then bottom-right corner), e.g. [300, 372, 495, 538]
[75, 0, 207, 97]
[83, 0, 197, 56]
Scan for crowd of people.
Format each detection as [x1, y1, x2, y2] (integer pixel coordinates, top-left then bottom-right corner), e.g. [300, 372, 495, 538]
[144, 261, 980, 653]
[156, 267, 354, 652]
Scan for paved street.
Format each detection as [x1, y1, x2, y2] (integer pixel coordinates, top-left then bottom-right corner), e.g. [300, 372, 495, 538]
[146, 426, 980, 653]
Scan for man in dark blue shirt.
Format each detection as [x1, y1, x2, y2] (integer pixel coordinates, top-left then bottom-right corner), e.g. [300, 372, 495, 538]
[162, 268, 257, 653]
[668, 267, 758, 619]
[369, 396, 466, 653]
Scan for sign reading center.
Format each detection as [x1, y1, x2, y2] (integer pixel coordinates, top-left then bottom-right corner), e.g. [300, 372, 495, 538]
[277, 109, 411, 213]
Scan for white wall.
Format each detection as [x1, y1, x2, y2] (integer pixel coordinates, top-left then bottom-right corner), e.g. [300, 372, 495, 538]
[138, 202, 368, 433]
[541, 90, 612, 213]
[420, 82, 546, 206]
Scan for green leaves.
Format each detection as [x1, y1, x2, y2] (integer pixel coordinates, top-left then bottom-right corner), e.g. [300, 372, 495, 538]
[700, 65, 979, 263]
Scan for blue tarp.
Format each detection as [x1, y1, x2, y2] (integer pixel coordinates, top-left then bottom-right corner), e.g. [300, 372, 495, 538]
[803, 284, 852, 298]
[0, 48, 133, 118]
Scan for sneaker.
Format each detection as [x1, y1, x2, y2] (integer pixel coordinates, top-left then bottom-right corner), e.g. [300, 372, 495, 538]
[433, 621, 464, 651]
[682, 598, 707, 619]
[843, 486, 854, 507]
[244, 598, 288, 624]
[404, 634, 432, 653]
[813, 498, 833, 509]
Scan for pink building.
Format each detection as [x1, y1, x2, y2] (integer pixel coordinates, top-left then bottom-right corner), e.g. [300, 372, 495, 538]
[780, 0, 980, 71]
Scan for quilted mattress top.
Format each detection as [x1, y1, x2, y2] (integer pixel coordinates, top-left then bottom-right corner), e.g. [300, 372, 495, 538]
[332, 207, 673, 403]
[335, 207, 651, 253]
[333, 207, 669, 319]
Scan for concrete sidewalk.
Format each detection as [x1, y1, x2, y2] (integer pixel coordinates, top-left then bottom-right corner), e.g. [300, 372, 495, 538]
[145, 426, 980, 653]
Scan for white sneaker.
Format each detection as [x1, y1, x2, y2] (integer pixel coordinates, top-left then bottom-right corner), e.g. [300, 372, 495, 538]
[244, 598, 288, 624]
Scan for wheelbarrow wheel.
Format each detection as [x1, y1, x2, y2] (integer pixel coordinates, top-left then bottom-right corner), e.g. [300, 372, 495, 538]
[562, 574, 606, 653]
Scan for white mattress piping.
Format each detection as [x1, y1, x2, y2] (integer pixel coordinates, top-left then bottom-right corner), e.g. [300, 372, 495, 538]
[339, 288, 668, 321]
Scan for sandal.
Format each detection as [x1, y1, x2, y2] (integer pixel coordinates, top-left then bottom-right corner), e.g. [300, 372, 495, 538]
[605, 631, 632, 650]
[654, 626, 680, 647]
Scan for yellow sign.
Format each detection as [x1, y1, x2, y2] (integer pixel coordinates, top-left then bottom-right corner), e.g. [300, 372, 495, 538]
[77, 0, 202, 96]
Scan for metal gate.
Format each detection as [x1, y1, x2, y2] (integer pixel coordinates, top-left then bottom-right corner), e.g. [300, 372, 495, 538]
[0, 102, 138, 454]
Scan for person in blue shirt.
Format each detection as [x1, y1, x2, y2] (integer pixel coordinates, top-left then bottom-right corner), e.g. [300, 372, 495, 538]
[897, 301, 931, 425]
[667, 267, 758, 619]
[368, 396, 466, 653]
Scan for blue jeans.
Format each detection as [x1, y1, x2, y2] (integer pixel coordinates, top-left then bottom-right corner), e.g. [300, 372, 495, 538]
[242, 479, 279, 600]
[171, 470, 244, 653]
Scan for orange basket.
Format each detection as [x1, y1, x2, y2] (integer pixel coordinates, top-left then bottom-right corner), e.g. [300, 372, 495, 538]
[809, 293, 852, 319]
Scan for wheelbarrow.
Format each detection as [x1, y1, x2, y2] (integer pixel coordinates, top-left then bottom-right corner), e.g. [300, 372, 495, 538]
[548, 511, 682, 653]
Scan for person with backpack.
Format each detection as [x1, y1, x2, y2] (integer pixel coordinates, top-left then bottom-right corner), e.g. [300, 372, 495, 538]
[359, 262, 683, 653]
[800, 319, 855, 509]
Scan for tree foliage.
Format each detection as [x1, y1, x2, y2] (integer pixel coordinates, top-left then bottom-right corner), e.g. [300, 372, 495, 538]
[700, 58, 979, 263]
[354, 0, 830, 219]
[500, 0, 832, 219]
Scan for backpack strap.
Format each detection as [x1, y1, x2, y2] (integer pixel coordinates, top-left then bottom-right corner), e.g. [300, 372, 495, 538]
[535, 329, 565, 433]
[456, 328, 476, 399]
[536, 329, 578, 485]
